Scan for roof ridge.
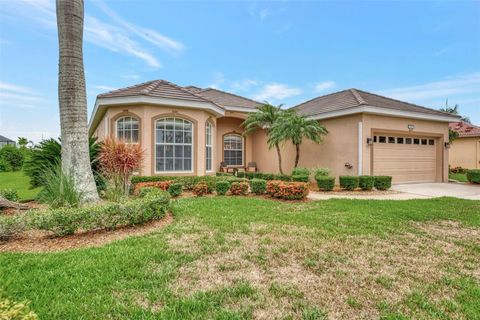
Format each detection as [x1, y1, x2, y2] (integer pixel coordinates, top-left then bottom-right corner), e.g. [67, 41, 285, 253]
[350, 89, 367, 105]
[291, 88, 354, 109]
[98, 80, 157, 97]
[200, 87, 262, 105]
[161, 80, 225, 108]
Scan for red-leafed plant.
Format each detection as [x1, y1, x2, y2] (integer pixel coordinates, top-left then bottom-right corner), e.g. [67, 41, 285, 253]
[229, 181, 249, 195]
[266, 180, 309, 200]
[99, 138, 144, 196]
[134, 181, 173, 194]
[192, 182, 209, 197]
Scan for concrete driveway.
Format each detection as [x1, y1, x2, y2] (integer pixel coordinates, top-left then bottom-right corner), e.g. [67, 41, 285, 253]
[391, 183, 480, 200]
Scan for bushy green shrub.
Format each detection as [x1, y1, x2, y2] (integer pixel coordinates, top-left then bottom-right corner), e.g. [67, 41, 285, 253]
[339, 176, 359, 190]
[215, 180, 230, 195]
[193, 182, 209, 196]
[292, 167, 310, 176]
[168, 183, 183, 197]
[0, 158, 12, 172]
[0, 188, 19, 202]
[250, 179, 267, 194]
[0, 215, 26, 241]
[466, 169, 480, 184]
[358, 176, 374, 191]
[37, 166, 83, 208]
[229, 182, 249, 195]
[292, 175, 309, 183]
[0, 145, 24, 171]
[0, 292, 38, 320]
[215, 172, 233, 177]
[315, 176, 335, 191]
[137, 186, 161, 198]
[312, 167, 331, 178]
[236, 171, 245, 178]
[32, 206, 84, 236]
[373, 176, 392, 190]
[131, 175, 216, 192]
[266, 181, 309, 200]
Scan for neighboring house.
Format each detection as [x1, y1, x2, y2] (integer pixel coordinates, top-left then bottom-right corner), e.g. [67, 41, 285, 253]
[0, 135, 15, 148]
[89, 80, 460, 184]
[449, 121, 480, 169]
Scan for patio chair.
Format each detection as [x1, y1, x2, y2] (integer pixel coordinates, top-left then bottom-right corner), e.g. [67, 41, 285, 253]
[246, 162, 258, 172]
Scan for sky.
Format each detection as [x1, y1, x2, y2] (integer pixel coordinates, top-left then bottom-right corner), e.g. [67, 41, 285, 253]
[0, 0, 479, 142]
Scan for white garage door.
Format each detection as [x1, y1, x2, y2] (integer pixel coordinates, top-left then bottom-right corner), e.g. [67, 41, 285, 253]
[372, 134, 437, 184]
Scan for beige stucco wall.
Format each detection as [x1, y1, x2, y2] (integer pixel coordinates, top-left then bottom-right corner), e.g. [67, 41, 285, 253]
[449, 137, 480, 169]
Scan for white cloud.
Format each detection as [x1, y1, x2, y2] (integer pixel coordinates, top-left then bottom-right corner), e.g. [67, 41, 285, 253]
[0, 82, 43, 109]
[92, 85, 117, 91]
[121, 74, 140, 80]
[253, 83, 302, 101]
[209, 72, 225, 89]
[380, 73, 480, 102]
[314, 81, 336, 92]
[231, 79, 258, 92]
[0, 82, 36, 95]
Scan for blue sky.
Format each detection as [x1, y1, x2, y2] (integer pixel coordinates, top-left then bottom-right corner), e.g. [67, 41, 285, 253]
[0, 0, 479, 142]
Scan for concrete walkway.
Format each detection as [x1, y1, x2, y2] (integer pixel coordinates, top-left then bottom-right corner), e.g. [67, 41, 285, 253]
[308, 183, 480, 201]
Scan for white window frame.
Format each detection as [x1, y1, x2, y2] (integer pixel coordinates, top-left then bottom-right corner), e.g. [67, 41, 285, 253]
[205, 121, 213, 172]
[115, 116, 139, 143]
[223, 133, 244, 167]
[154, 117, 194, 174]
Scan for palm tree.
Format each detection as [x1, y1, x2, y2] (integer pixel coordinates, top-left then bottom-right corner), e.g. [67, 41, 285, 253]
[269, 111, 328, 168]
[439, 99, 470, 123]
[242, 103, 287, 174]
[56, 0, 99, 201]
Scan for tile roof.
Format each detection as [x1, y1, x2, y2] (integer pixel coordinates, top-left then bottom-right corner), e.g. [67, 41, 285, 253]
[195, 88, 261, 109]
[294, 88, 454, 117]
[449, 121, 480, 138]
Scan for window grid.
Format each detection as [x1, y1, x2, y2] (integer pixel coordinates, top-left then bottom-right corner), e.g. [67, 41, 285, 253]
[373, 135, 435, 146]
[155, 118, 193, 172]
[206, 122, 213, 171]
[223, 134, 243, 166]
[116, 117, 139, 143]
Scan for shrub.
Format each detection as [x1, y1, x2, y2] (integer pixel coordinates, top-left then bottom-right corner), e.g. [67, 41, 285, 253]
[339, 176, 359, 190]
[0, 145, 24, 171]
[315, 176, 335, 191]
[215, 172, 233, 177]
[0, 188, 19, 202]
[236, 171, 245, 178]
[215, 180, 230, 195]
[230, 181, 249, 195]
[250, 179, 267, 194]
[312, 167, 331, 178]
[273, 173, 292, 181]
[450, 166, 467, 174]
[103, 184, 125, 202]
[0, 158, 12, 172]
[99, 138, 144, 196]
[266, 180, 282, 197]
[193, 182, 209, 196]
[0, 292, 38, 320]
[266, 181, 309, 200]
[168, 183, 183, 197]
[134, 181, 173, 194]
[37, 166, 83, 208]
[292, 167, 310, 176]
[374, 176, 392, 190]
[131, 176, 217, 192]
[358, 176, 374, 191]
[466, 169, 480, 184]
[137, 187, 161, 198]
[32, 206, 85, 236]
[292, 174, 309, 183]
[0, 216, 26, 241]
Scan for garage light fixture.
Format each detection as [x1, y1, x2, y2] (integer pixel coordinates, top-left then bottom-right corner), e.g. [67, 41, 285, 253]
[444, 142, 451, 149]
[407, 124, 415, 131]
[366, 137, 373, 145]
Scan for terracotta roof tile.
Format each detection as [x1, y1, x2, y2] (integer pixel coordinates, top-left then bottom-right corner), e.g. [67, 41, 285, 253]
[196, 88, 261, 109]
[449, 121, 480, 138]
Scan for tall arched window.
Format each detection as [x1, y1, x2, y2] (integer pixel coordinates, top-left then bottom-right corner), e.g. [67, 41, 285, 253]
[116, 116, 139, 143]
[205, 122, 213, 171]
[223, 134, 243, 166]
[155, 117, 193, 172]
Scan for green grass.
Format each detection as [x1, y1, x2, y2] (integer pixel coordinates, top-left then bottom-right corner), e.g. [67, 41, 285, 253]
[1, 197, 479, 319]
[449, 172, 469, 183]
[0, 171, 41, 201]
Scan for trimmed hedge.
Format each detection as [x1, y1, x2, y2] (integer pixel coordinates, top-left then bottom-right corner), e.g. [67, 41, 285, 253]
[215, 180, 230, 195]
[315, 176, 335, 191]
[374, 176, 392, 190]
[134, 181, 173, 194]
[0, 215, 26, 241]
[168, 183, 183, 197]
[137, 186, 161, 198]
[193, 182, 209, 197]
[250, 179, 267, 194]
[339, 176, 359, 190]
[266, 180, 309, 200]
[292, 167, 310, 176]
[467, 169, 480, 184]
[358, 176, 374, 191]
[292, 174, 309, 183]
[131, 175, 217, 191]
[0, 188, 19, 202]
[230, 182, 249, 195]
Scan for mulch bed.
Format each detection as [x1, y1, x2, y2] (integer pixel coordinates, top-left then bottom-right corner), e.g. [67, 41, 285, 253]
[0, 212, 174, 253]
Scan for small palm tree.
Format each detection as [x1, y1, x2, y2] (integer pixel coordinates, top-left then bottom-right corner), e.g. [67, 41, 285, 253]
[242, 103, 286, 174]
[269, 111, 328, 168]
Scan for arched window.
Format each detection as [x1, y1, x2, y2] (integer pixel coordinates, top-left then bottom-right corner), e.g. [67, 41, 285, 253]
[205, 122, 213, 171]
[116, 116, 139, 143]
[223, 134, 243, 166]
[155, 117, 193, 172]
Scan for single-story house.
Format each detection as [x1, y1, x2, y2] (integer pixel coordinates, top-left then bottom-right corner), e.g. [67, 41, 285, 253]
[89, 80, 460, 184]
[449, 121, 480, 169]
[0, 135, 16, 148]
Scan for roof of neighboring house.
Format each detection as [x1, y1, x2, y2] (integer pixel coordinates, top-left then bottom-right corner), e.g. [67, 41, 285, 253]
[294, 88, 456, 118]
[0, 134, 14, 143]
[194, 88, 261, 109]
[449, 121, 480, 138]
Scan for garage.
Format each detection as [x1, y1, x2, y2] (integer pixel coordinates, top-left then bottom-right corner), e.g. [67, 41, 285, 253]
[372, 134, 437, 183]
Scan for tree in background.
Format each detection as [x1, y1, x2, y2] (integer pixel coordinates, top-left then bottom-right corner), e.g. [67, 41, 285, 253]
[269, 111, 328, 168]
[439, 99, 470, 123]
[56, 0, 98, 201]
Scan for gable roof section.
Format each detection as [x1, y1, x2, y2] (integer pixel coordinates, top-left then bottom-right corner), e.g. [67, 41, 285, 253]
[195, 88, 261, 110]
[294, 88, 460, 122]
[0, 134, 14, 143]
[449, 121, 480, 138]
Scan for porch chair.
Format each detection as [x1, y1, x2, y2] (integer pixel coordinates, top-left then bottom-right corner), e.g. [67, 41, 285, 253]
[246, 162, 258, 172]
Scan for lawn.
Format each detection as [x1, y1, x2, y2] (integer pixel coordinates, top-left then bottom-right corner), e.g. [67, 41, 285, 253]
[449, 172, 469, 183]
[1, 197, 479, 319]
[0, 171, 41, 201]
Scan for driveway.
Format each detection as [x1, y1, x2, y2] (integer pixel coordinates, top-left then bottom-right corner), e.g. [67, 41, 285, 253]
[391, 183, 480, 200]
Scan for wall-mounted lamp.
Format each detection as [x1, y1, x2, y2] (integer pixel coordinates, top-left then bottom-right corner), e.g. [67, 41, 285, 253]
[366, 137, 373, 145]
[444, 142, 451, 149]
[407, 124, 415, 131]
[344, 162, 353, 169]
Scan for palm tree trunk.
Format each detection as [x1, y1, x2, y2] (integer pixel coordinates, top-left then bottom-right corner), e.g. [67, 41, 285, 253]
[57, 0, 99, 202]
[294, 143, 300, 168]
[275, 143, 283, 174]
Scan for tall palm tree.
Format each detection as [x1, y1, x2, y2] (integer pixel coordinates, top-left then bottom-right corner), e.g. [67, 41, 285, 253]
[269, 111, 328, 168]
[56, 0, 99, 201]
[242, 103, 286, 174]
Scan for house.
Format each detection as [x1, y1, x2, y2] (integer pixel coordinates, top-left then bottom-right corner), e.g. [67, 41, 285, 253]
[88, 80, 460, 184]
[449, 121, 480, 169]
[0, 135, 16, 148]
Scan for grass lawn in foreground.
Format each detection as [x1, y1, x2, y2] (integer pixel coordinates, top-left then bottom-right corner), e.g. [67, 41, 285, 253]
[449, 172, 469, 183]
[0, 171, 41, 201]
[1, 197, 479, 319]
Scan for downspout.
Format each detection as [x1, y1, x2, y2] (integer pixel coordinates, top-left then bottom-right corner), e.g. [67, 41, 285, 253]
[358, 121, 363, 175]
